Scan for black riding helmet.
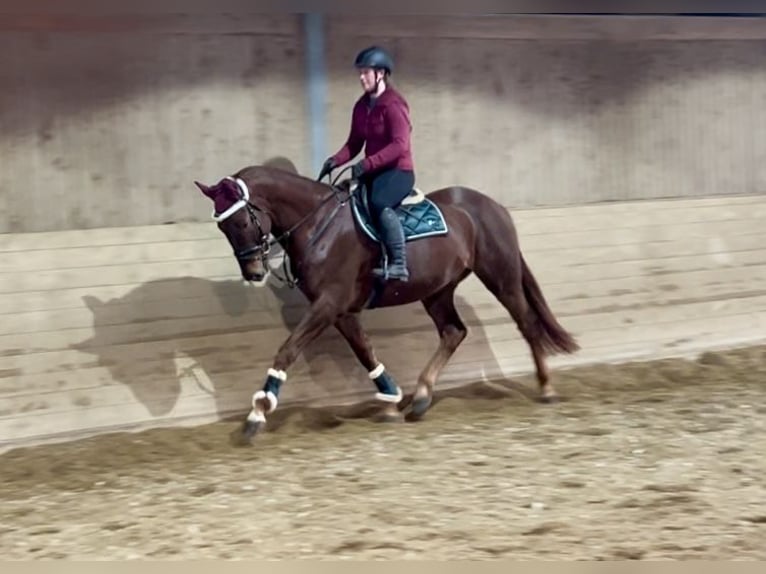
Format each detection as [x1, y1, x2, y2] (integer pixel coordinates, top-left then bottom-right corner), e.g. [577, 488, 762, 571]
[354, 45, 394, 75]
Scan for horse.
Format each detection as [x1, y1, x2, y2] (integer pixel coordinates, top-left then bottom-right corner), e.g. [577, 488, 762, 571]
[194, 162, 580, 442]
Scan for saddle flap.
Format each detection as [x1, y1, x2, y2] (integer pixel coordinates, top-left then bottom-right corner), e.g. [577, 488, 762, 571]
[351, 186, 448, 243]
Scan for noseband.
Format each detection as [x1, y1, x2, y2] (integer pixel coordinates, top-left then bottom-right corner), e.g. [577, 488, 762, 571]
[212, 176, 271, 262]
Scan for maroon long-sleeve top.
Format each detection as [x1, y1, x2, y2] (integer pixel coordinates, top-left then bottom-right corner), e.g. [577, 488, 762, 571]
[330, 87, 414, 173]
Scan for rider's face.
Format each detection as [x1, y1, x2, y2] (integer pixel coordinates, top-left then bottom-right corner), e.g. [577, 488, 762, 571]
[359, 67, 382, 93]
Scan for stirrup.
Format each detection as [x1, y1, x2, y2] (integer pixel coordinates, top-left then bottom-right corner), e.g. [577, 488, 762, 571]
[371, 264, 389, 279]
[372, 253, 390, 279]
[372, 263, 409, 281]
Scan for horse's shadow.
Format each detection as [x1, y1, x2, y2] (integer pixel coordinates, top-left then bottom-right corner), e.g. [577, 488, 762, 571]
[71, 264, 524, 423]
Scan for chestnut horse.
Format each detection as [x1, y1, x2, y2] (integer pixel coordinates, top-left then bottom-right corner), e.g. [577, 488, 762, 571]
[194, 162, 579, 442]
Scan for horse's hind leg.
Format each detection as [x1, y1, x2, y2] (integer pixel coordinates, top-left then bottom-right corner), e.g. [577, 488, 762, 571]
[504, 290, 557, 402]
[334, 313, 404, 422]
[475, 267, 558, 403]
[409, 283, 468, 420]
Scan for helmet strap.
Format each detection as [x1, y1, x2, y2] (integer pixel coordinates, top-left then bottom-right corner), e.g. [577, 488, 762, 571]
[373, 71, 386, 95]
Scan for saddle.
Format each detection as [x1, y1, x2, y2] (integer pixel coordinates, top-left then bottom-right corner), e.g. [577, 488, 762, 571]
[349, 182, 449, 244]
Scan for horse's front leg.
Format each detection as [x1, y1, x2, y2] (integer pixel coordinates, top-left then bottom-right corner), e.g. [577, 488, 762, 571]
[334, 313, 404, 422]
[243, 297, 339, 440]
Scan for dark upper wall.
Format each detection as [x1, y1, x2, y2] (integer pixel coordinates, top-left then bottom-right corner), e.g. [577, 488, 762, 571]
[2, 14, 765, 232]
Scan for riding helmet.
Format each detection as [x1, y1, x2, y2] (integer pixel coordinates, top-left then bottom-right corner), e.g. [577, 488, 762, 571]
[354, 45, 394, 75]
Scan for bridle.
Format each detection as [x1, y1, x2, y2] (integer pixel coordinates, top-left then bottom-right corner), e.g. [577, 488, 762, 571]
[212, 176, 273, 264]
[212, 168, 355, 287]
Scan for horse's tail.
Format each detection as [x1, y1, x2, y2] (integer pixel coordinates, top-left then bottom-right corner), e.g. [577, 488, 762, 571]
[520, 252, 580, 355]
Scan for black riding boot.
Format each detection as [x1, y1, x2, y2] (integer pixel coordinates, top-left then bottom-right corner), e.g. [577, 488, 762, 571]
[372, 207, 409, 281]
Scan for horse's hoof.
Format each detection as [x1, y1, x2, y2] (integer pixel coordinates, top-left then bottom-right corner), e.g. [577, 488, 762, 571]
[407, 396, 432, 421]
[539, 394, 560, 404]
[241, 419, 263, 441]
[372, 409, 404, 424]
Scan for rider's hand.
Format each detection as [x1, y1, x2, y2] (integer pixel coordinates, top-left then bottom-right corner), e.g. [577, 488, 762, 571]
[351, 161, 365, 180]
[318, 157, 335, 180]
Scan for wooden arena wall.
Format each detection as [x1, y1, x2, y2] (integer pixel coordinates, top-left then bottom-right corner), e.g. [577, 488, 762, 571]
[2, 195, 765, 452]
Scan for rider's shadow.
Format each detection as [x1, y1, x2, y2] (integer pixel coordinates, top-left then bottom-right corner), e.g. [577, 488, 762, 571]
[73, 276, 285, 420]
[72, 271, 511, 421]
[69, 155, 522, 424]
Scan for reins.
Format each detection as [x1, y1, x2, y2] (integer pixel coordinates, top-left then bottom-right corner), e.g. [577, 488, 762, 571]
[256, 165, 356, 288]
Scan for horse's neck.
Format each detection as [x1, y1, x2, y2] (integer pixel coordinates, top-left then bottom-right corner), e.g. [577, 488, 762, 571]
[255, 176, 327, 245]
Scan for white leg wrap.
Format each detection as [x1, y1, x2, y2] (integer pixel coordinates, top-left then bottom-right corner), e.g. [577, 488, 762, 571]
[252, 390, 278, 413]
[368, 363, 385, 379]
[267, 368, 287, 381]
[375, 386, 403, 404]
[247, 409, 266, 424]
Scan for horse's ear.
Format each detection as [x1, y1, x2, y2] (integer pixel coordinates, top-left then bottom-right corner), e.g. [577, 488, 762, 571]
[194, 180, 216, 199]
[82, 295, 103, 311]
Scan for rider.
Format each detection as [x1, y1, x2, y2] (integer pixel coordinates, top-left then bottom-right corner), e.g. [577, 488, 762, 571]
[319, 45, 415, 282]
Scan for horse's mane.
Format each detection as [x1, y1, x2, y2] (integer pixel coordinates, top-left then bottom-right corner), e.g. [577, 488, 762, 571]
[234, 156, 336, 197]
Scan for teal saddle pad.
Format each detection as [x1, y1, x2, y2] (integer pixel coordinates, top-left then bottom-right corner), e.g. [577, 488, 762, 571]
[351, 187, 448, 243]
